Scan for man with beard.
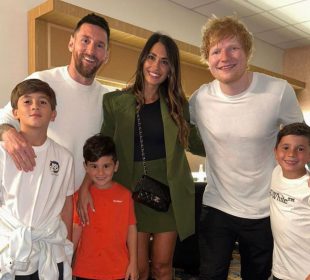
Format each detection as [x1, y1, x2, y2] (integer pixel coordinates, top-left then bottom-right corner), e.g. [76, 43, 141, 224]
[0, 13, 110, 192]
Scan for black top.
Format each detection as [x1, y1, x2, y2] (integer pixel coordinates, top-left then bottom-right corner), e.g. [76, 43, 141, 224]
[134, 99, 166, 161]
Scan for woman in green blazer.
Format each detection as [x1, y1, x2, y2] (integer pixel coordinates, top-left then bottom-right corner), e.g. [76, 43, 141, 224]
[80, 33, 204, 280]
[102, 32, 204, 280]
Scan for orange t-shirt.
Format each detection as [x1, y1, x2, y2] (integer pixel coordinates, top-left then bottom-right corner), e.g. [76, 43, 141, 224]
[73, 182, 136, 279]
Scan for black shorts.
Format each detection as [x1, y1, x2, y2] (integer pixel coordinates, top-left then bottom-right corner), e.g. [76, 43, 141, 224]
[75, 277, 124, 280]
[15, 262, 63, 280]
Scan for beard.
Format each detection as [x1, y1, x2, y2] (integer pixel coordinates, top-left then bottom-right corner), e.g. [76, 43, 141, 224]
[74, 52, 103, 79]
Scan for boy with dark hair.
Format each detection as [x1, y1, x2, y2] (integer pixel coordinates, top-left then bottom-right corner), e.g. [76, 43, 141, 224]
[10, 78, 57, 110]
[0, 79, 74, 279]
[72, 134, 138, 280]
[271, 122, 310, 280]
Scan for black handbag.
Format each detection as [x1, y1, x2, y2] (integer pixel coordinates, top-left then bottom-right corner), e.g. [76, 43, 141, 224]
[133, 174, 171, 212]
[132, 112, 171, 212]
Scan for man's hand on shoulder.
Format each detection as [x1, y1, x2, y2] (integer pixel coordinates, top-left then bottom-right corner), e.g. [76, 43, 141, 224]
[1, 125, 36, 171]
[77, 175, 95, 225]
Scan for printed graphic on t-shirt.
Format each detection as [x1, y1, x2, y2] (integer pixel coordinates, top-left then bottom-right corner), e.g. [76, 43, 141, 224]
[49, 161, 60, 175]
[270, 189, 295, 204]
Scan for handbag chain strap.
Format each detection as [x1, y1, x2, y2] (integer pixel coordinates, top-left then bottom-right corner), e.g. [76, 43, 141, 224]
[136, 112, 148, 175]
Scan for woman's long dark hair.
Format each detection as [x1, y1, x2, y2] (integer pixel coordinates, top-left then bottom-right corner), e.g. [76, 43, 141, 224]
[131, 32, 189, 148]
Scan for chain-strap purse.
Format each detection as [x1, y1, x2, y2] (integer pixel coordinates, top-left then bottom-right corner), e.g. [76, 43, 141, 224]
[132, 112, 171, 212]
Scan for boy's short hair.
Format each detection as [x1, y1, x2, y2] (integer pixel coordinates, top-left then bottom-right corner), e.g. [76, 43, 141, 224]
[74, 13, 110, 45]
[276, 122, 310, 148]
[200, 15, 253, 65]
[11, 79, 57, 110]
[83, 134, 117, 163]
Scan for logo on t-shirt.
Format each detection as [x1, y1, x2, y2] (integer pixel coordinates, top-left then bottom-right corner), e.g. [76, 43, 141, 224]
[50, 161, 60, 175]
[113, 200, 123, 203]
[270, 189, 295, 204]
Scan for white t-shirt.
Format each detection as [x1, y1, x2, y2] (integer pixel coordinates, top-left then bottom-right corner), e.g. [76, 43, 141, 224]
[189, 72, 303, 218]
[270, 165, 310, 280]
[0, 66, 108, 190]
[0, 138, 74, 275]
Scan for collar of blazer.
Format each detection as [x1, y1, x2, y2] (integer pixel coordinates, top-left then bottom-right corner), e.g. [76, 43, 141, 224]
[115, 88, 179, 171]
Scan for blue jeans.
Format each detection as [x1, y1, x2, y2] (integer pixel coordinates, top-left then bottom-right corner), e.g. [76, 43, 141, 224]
[199, 206, 273, 280]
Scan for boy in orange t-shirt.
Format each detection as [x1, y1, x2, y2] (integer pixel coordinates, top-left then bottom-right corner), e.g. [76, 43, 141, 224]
[72, 134, 138, 280]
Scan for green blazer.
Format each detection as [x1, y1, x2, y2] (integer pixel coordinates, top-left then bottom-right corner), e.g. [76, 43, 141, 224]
[101, 88, 204, 240]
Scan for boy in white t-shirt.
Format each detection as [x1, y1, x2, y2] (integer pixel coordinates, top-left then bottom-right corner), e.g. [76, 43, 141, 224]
[0, 79, 74, 279]
[271, 122, 310, 280]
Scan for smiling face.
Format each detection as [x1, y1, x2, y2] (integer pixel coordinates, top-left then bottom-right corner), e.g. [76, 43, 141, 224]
[208, 36, 248, 92]
[13, 92, 56, 131]
[142, 42, 170, 91]
[275, 135, 310, 179]
[84, 155, 119, 189]
[68, 23, 109, 85]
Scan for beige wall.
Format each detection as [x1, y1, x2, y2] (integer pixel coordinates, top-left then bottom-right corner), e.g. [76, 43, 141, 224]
[63, 0, 284, 73]
[0, 0, 43, 107]
[283, 46, 310, 122]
